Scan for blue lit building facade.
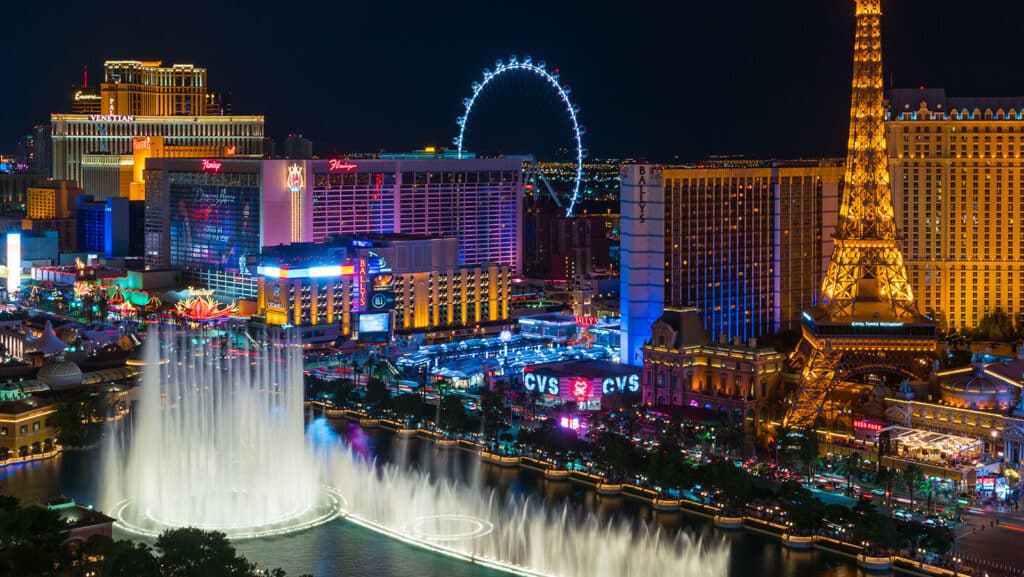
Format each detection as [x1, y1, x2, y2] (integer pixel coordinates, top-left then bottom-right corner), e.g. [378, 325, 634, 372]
[76, 195, 146, 257]
[619, 164, 665, 366]
[661, 163, 841, 342]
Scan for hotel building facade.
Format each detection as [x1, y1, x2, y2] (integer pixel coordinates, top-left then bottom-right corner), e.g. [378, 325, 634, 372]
[619, 161, 841, 367]
[641, 307, 783, 433]
[888, 88, 1024, 332]
[144, 157, 522, 301]
[661, 161, 842, 341]
[253, 236, 509, 338]
[51, 60, 260, 186]
[51, 115, 264, 186]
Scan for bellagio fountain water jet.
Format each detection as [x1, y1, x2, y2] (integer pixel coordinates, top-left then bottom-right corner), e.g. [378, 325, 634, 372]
[103, 326, 342, 539]
[103, 324, 727, 576]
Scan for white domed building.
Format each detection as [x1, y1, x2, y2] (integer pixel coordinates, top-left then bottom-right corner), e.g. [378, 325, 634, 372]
[37, 360, 83, 391]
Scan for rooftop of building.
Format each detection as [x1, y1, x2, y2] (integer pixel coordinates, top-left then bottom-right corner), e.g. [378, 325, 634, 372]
[46, 497, 115, 531]
[335, 233, 451, 242]
[524, 359, 638, 378]
[649, 307, 710, 349]
[888, 87, 1024, 117]
[0, 395, 54, 416]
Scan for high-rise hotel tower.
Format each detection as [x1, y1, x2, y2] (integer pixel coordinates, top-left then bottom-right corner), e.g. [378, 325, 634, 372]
[51, 60, 262, 185]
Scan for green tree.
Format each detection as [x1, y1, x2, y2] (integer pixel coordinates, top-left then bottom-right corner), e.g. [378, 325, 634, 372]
[82, 535, 161, 577]
[971, 308, 1019, 341]
[364, 377, 391, 408]
[53, 388, 111, 447]
[593, 430, 642, 481]
[844, 451, 862, 494]
[904, 464, 924, 509]
[155, 527, 256, 577]
[479, 389, 509, 437]
[393, 393, 424, 423]
[797, 427, 820, 480]
[0, 498, 66, 576]
[439, 394, 468, 433]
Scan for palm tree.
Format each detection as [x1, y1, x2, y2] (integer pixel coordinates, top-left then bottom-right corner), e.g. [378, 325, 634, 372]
[845, 451, 862, 494]
[904, 464, 924, 509]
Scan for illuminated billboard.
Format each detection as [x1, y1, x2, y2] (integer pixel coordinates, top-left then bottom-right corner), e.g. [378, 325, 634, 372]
[5, 232, 20, 296]
[167, 177, 260, 272]
[357, 312, 391, 343]
[522, 360, 640, 409]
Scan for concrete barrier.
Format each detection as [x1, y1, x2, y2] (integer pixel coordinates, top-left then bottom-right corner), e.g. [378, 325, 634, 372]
[358, 418, 379, 428]
[856, 554, 892, 572]
[595, 483, 623, 496]
[781, 534, 814, 549]
[651, 499, 681, 512]
[480, 452, 521, 467]
[396, 428, 418, 437]
[543, 469, 571, 481]
[713, 515, 744, 529]
[435, 439, 458, 449]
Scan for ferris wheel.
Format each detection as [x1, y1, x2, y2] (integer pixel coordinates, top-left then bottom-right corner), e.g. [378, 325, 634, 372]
[454, 56, 587, 217]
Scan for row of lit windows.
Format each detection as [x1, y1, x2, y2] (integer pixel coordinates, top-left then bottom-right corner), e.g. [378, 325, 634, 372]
[54, 121, 263, 138]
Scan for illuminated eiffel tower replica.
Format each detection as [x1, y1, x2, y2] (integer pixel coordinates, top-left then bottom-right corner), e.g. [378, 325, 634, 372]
[782, 0, 937, 429]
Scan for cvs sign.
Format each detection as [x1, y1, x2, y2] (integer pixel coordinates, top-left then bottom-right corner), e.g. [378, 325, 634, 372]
[524, 372, 558, 395]
[602, 374, 640, 395]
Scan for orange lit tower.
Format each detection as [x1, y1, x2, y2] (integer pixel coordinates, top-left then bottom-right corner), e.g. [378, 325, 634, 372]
[783, 0, 936, 429]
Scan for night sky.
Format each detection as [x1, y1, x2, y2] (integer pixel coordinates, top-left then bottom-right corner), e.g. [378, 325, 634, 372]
[6, 0, 1024, 161]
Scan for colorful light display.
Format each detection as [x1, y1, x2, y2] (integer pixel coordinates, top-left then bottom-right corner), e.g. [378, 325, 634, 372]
[570, 377, 591, 403]
[328, 159, 358, 172]
[455, 56, 584, 216]
[175, 289, 238, 322]
[201, 159, 223, 174]
[287, 163, 305, 193]
[5, 232, 20, 296]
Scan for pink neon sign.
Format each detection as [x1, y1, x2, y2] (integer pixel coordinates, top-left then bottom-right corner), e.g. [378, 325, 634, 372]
[201, 159, 223, 174]
[570, 377, 591, 403]
[328, 159, 358, 172]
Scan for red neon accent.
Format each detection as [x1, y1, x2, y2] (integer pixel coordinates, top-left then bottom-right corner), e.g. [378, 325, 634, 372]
[854, 420, 882, 432]
[328, 159, 358, 172]
[201, 159, 223, 173]
[575, 315, 598, 327]
[83, 65, 88, 89]
[374, 173, 383, 190]
[358, 259, 368, 308]
[132, 137, 151, 151]
[570, 377, 591, 403]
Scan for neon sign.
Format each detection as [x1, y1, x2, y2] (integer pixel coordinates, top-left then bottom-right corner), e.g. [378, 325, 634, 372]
[523, 373, 558, 395]
[88, 114, 134, 122]
[358, 259, 368, 309]
[570, 377, 591, 403]
[328, 159, 357, 172]
[854, 419, 883, 432]
[287, 163, 304, 193]
[602, 374, 640, 394]
[201, 159, 223, 174]
[6, 232, 20, 296]
[575, 315, 598, 327]
[559, 416, 581, 430]
[851, 321, 904, 328]
[132, 136, 151, 151]
[74, 90, 101, 101]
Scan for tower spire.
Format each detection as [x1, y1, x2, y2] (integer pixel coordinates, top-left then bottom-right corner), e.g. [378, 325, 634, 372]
[782, 0, 936, 430]
[819, 0, 916, 321]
